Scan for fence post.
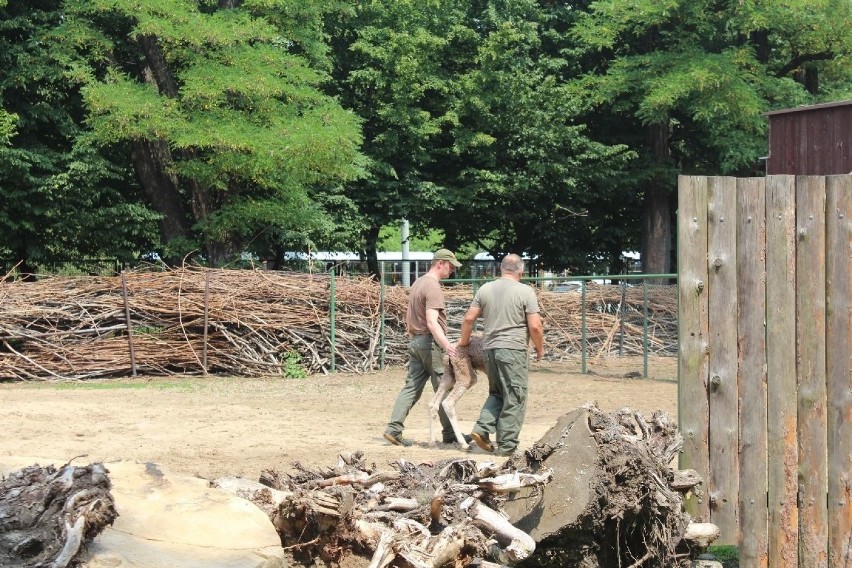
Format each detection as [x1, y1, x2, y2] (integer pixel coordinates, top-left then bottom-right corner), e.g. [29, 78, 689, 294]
[380, 275, 385, 371]
[707, 176, 739, 543]
[765, 175, 798, 565]
[120, 271, 137, 377]
[581, 280, 587, 374]
[642, 279, 649, 378]
[795, 176, 828, 565]
[677, 175, 711, 520]
[825, 175, 852, 566]
[203, 270, 210, 376]
[618, 280, 626, 355]
[736, 176, 767, 559]
[329, 269, 336, 373]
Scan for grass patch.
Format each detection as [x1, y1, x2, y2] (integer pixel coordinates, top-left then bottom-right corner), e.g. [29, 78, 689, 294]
[706, 545, 739, 567]
[282, 351, 307, 379]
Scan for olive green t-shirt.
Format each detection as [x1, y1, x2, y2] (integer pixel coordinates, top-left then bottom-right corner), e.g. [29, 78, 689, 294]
[406, 274, 447, 336]
[472, 278, 539, 350]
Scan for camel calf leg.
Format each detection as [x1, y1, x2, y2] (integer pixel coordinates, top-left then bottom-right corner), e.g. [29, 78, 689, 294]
[428, 336, 483, 450]
[441, 383, 472, 450]
[428, 371, 454, 448]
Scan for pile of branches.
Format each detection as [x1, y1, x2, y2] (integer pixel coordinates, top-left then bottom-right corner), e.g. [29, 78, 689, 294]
[0, 267, 676, 381]
[213, 404, 717, 567]
[215, 451, 554, 567]
[0, 462, 118, 568]
[0, 266, 410, 380]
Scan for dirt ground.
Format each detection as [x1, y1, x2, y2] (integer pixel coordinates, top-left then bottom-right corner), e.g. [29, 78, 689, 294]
[0, 357, 677, 481]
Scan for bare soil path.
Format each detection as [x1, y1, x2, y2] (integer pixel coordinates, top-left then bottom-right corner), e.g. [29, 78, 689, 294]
[0, 357, 677, 481]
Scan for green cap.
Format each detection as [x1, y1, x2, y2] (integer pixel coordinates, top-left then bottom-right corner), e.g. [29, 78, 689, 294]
[433, 248, 462, 268]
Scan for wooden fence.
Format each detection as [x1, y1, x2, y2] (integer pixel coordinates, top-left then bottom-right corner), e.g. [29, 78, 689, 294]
[677, 175, 851, 567]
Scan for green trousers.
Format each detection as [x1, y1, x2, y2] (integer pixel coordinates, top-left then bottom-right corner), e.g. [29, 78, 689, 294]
[386, 334, 453, 440]
[472, 347, 529, 453]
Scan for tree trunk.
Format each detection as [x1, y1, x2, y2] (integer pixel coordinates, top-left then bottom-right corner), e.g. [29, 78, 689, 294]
[640, 184, 672, 276]
[641, 121, 673, 282]
[129, 36, 190, 264]
[505, 405, 709, 567]
[130, 139, 190, 259]
[363, 225, 381, 280]
[135, 34, 227, 267]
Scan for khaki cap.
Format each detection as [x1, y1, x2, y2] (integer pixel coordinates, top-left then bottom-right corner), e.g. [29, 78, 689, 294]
[433, 248, 462, 268]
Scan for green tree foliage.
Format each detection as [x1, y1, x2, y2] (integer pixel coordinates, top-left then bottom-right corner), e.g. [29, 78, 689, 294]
[325, 0, 469, 275]
[328, 0, 634, 275]
[64, 0, 365, 266]
[0, 0, 8, 145]
[569, 0, 852, 274]
[3, 0, 851, 276]
[430, 0, 636, 273]
[0, 111, 14, 144]
[0, 1, 159, 274]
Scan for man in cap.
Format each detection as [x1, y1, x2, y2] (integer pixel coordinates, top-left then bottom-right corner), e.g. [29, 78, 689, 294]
[383, 248, 463, 447]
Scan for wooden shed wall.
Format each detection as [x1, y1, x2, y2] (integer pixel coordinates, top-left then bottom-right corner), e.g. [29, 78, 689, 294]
[765, 101, 852, 175]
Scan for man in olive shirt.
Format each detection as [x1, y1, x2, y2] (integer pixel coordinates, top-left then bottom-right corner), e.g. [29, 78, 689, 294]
[458, 254, 544, 456]
[384, 249, 462, 447]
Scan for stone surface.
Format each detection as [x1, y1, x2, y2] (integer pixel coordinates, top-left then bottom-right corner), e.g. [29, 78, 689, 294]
[1, 457, 285, 568]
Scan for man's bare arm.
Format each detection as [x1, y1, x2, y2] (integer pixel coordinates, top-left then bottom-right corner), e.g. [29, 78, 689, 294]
[527, 312, 544, 360]
[426, 308, 457, 358]
[458, 305, 482, 346]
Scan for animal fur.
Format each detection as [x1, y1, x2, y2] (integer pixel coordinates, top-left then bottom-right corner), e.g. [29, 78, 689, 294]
[428, 334, 485, 449]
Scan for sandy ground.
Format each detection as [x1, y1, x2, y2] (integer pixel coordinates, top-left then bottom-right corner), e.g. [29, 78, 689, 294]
[0, 357, 677, 481]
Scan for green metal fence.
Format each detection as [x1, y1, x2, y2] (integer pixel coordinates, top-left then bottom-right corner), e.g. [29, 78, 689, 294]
[331, 272, 678, 377]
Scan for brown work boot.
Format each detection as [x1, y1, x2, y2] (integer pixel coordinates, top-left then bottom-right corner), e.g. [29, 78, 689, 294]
[470, 431, 494, 453]
[383, 432, 413, 447]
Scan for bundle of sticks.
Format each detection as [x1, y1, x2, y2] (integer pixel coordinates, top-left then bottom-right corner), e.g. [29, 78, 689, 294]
[0, 267, 676, 380]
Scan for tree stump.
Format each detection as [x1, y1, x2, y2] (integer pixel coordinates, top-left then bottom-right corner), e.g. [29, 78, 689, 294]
[0, 462, 118, 568]
[504, 403, 708, 567]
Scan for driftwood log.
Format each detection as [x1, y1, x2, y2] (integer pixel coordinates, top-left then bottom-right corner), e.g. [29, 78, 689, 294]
[0, 462, 118, 568]
[216, 405, 716, 567]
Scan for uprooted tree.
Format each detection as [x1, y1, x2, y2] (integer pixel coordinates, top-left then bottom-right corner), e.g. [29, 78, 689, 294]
[0, 462, 118, 568]
[215, 403, 719, 567]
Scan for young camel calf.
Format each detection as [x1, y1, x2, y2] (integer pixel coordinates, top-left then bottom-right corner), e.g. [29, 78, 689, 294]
[428, 334, 485, 450]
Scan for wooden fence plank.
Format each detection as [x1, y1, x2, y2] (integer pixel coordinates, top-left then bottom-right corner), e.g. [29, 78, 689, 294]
[677, 175, 711, 519]
[796, 175, 829, 568]
[765, 175, 799, 566]
[825, 175, 852, 568]
[707, 176, 739, 542]
[736, 177, 768, 566]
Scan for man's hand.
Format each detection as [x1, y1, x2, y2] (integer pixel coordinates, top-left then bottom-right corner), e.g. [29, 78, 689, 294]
[444, 342, 458, 358]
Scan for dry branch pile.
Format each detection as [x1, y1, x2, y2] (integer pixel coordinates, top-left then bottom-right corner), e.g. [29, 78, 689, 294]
[214, 404, 715, 568]
[0, 267, 676, 381]
[0, 462, 118, 568]
[0, 267, 409, 380]
[533, 285, 677, 361]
